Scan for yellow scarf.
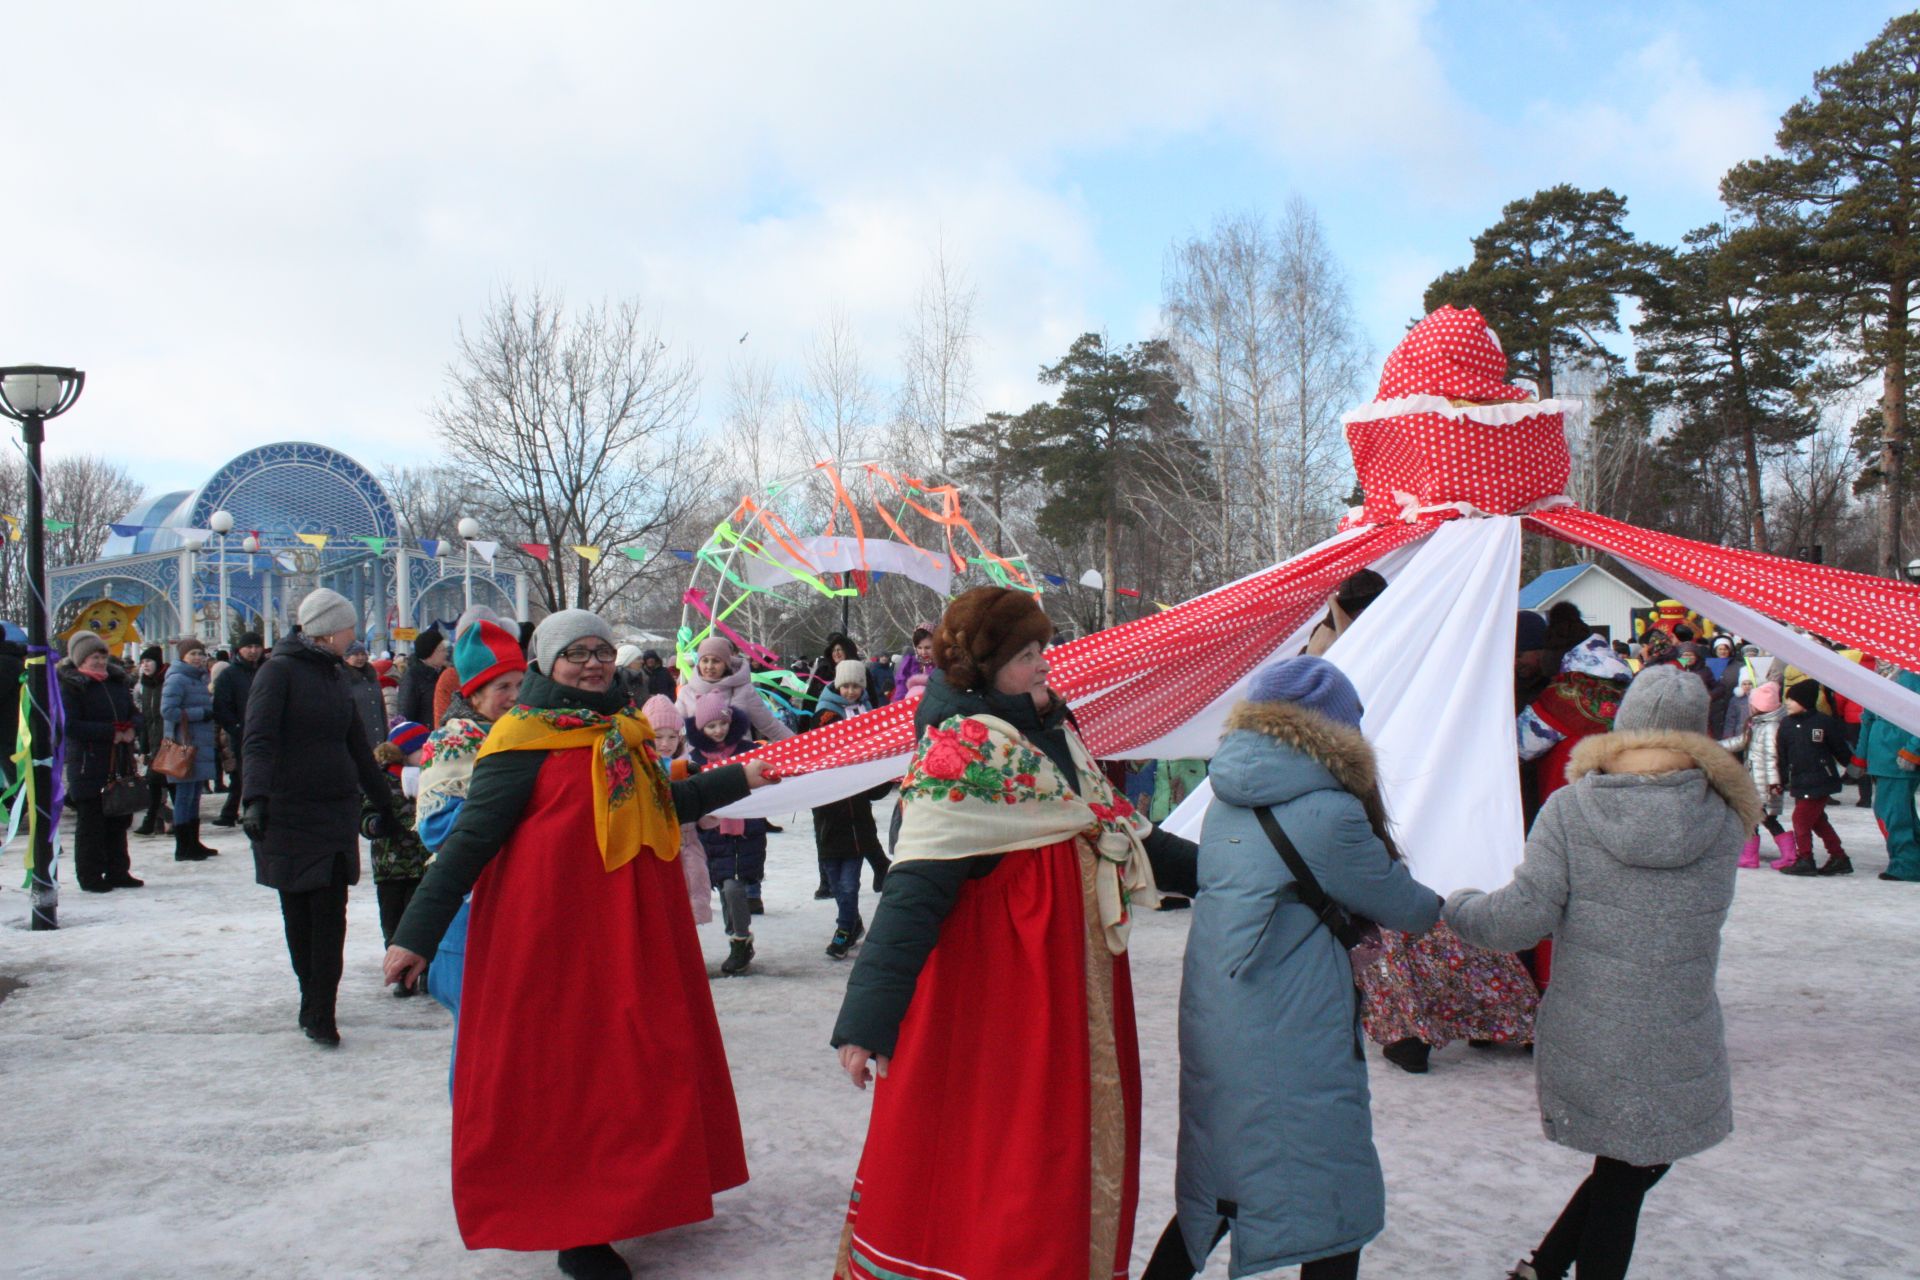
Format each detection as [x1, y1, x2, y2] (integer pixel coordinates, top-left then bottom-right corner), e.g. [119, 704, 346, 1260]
[476, 703, 680, 872]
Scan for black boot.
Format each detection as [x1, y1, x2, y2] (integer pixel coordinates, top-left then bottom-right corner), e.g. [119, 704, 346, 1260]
[721, 937, 755, 976]
[1818, 852, 1855, 876]
[556, 1244, 631, 1280]
[185, 821, 220, 857]
[174, 825, 211, 862]
[1382, 1037, 1431, 1074]
[304, 1017, 341, 1047]
[134, 809, 160, 837]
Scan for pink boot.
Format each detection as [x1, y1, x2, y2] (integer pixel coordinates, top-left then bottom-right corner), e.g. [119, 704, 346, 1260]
[1772, 831, 1801, 869]
[1739, 835, 1762, 869]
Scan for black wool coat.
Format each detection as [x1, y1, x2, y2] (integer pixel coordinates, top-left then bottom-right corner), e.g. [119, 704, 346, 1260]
[243, 635, 392, 893]
[1775, 709, 1852, 800]
[58, 660, 136, 801]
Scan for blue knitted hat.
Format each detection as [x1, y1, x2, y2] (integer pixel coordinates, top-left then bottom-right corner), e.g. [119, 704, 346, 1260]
[1246, 656, 1365, 728]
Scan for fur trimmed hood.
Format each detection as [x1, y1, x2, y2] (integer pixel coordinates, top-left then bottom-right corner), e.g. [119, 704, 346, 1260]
[1218, 700, 1399, 857]
[1224, 700, 1377, 795]
[1567, 728, 1763, 834]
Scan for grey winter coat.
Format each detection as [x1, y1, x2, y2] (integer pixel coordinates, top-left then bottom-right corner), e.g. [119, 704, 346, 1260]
[1445, 728, 1760, 1167]
[1174, 702, 1442, 1277]
[158, 661, 218, 784]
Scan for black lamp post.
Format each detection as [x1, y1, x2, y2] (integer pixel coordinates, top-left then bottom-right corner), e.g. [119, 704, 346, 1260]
[0, 365, 86, 930]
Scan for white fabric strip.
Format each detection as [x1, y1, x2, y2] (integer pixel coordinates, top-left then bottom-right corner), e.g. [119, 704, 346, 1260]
[1166, 517, 1528, 898]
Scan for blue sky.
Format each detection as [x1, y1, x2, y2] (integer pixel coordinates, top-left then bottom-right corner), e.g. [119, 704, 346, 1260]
[1, 1, 1909, 499]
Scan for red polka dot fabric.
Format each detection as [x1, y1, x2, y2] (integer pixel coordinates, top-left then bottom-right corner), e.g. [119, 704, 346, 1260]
[1375, 306, 1531, 404]
[739, 523, 1434, 778]
[1347, 305, 1571, 525]
[1530, 509, 1920, 674]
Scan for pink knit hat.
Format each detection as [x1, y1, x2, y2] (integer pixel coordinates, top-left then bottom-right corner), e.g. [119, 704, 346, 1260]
[640, 694, 681, 737]
[1750, 682, 1781, 714]
[692, 690, 731, 727]
[696, 635, 736, 663]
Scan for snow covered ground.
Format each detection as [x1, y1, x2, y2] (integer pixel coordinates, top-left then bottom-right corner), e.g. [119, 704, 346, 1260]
[3, 799, 1917, 1279]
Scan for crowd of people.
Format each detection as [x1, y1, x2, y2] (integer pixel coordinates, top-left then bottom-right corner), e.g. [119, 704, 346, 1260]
[40, 570, 1920, 1280]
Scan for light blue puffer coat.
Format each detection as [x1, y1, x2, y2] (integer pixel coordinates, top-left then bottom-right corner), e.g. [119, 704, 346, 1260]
[158, 660, 218, 784]
[1172, 700, 1441, 1277]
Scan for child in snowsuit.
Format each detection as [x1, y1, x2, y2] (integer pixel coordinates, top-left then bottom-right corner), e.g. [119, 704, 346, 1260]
[810, 660, 890, 958]
[366, 720, 433, 970]
[1724, 681, 1791, 868]
[642, 693, 713, 924]
[688, 691, 770, 975]
[1775, 679, 1853, 876]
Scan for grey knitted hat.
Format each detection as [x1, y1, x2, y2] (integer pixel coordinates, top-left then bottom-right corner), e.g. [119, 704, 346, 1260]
[67, 630, 108, 665]
[1615, 663, 1709, 735]
[530, 609, 615, 672]
[296, 588, 357, 638]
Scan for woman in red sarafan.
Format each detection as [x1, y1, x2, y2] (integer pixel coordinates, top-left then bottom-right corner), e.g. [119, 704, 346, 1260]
[828, 587, 1199, 1280]
[382, 609, 781, 1280]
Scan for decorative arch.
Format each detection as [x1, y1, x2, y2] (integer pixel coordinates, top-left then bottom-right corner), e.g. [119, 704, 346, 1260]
[186, 442, 399, 541]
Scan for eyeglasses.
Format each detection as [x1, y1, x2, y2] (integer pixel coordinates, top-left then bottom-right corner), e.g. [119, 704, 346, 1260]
[556, 644, 618, 665]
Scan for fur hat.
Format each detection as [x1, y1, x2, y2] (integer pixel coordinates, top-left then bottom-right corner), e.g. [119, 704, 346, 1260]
[932, 587, 1053, 692]
[1750, 681, 1781, 715]
[692, 690, 731, 728]
[834, 659, 867, 690]
[1246, 656, 1365, 729]
[696, 635, 736, 663]
[453, 604, 504, 639]
[529, 609, 614, 672]
[297, 587, 357, 638]
[456, 619, 527, 696]
[175, 636, 207, 661]
[67, 631, 108, 665]
[1617, 664, 1710, 734]
[1787, 679, 1822, 713]
[387, 720, 431, 758]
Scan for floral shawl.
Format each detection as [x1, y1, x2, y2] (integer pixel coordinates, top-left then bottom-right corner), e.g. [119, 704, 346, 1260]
[475, 703, 679, 872]
[417, 717, 489, 841]
[896, 712, 1159, 954]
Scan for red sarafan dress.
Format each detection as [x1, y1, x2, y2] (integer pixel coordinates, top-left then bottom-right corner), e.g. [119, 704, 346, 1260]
[834, 837, 1141, 1280]
[451, 747, 747, 1250]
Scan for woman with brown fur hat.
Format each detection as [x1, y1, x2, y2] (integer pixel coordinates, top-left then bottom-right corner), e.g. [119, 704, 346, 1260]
[828, 586, 1199, 1280]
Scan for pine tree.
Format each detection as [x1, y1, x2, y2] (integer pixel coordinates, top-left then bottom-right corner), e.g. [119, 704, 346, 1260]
[1634, 223, 1823, 553]
[1011, 334, 1196, 629]
[1723, 12, 1920, 577]
[1423, 184, 1650, 398]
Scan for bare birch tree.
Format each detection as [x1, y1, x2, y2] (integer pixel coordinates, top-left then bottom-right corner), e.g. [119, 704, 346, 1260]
[432, 286, 708, 613]
[895, 238, 978, 476]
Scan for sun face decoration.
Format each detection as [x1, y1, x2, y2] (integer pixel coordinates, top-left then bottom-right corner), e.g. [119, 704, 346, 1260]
[56, 598, 146, 654]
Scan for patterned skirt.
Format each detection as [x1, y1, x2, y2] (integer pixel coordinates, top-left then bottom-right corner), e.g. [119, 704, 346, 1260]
[1358, 920, 1539, 1048]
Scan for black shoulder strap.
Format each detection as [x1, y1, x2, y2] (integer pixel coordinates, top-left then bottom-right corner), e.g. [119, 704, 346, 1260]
[1254, 806, 1343, 931]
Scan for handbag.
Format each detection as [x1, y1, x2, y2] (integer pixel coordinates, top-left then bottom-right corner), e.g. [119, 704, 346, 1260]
[100, 743, 147, 818]
[1254, 806, 1383, 974]
[150, 712, 198, 781]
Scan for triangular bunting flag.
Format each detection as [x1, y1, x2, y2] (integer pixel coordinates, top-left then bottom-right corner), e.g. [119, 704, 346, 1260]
[42, 519, 74, 533]
[619, 547, 647, 562]
[296, 533, 330, 550]
[0, 515, 17, 542]
[355, 536, 389, 554]
[419, 539, 442, 558]
[572, 545, 602, 564]
[670, 549, 695, 562]
[470, 539, 500, 565]
[109, 523, 142, 537]
[519, 543, 551, 561]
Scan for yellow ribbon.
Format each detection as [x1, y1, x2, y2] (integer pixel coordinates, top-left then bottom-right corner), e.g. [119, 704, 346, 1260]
[476, 707, 679, 872]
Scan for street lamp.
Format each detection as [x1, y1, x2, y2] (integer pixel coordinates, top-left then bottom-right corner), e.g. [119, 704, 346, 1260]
[210, 510, 234, 648]
[1907, 559, 1920, 582]
[0, 365, 85, 931]
[458, 516, 481, 610]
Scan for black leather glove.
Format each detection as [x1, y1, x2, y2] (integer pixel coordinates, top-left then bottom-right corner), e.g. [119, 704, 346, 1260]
[361, 809, 395, 841]
[241, 799, 268, 842]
